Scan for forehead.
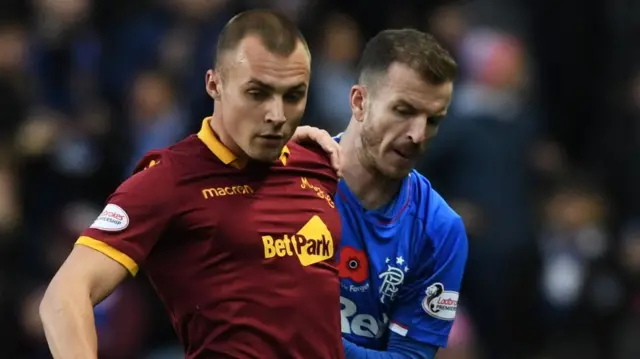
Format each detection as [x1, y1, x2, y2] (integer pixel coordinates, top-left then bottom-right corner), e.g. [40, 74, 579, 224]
[224, 35, 310, 87]
[377, 63, 453, 112]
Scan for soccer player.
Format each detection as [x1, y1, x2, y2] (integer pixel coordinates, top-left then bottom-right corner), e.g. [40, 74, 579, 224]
[293, 29, 469, 359]
[39, 10, 345, 359]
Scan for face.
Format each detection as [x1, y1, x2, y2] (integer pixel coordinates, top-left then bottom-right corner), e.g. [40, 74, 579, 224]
[131, 72, 173, 122]
[206, 36, 310, 162]
[171, 0, 229, 20]
[39, 0, 89, 25]
[351, 63, 453, 179]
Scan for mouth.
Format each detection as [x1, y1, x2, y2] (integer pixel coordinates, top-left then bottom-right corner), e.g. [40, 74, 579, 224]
[257, 134, 284, 145]
[393, 149, 413, 160]
[259, 134, 284, 139]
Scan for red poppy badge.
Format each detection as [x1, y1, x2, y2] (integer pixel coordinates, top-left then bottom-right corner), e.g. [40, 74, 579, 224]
[337, 246, 369, 283]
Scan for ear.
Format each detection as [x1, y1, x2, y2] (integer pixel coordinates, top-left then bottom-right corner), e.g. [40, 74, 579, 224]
[205, 69, 222, 100]
[350, 84, 367, 122]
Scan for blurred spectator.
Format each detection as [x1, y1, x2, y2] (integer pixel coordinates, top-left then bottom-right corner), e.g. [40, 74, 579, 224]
[614, 221, 640, 359]
[427, 5, 468, 57]
[0, 160, 21, 238]
[0, 23, 30, 144]
[32, 0, 101, 113]
[436, 308, 478, 359]
[1, 1, 638, 358]
[537, 179, 623, 358]
[309, 12, 361, 134]
[420, 28, 542, 358]
[124, 70, 187, 175]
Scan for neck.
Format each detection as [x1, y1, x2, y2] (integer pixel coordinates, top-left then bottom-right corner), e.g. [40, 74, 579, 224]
[340, 120, 404, 210]
[209, 110, 248, 160]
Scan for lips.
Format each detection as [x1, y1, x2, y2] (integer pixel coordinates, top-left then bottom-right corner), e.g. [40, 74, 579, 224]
[257, 134, 284, 148]
[393, 147, 418, 160]
[258, 134, 285, 145]
[392, 150, 408, 159]
[259, 134, 284, 140]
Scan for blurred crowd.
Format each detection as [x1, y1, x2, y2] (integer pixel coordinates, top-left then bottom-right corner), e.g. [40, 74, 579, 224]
[0, 0, 639, 358]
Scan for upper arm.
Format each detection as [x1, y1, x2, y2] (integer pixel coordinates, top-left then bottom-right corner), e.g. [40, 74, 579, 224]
[390, 215, 469, 348]
[50, 244, 129, 305]
[76, 155, 176, 277]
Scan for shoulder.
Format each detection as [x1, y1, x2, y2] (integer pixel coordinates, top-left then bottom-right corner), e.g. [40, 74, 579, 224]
[408, 170, 465, 246]
[285, 141, 338, 191]
[111, 149, 176, 206]
[403, 172, 467, 281]
[286, 141, 334, 171]
[132, 134, 230, 184]
[123, 135, 197, 188]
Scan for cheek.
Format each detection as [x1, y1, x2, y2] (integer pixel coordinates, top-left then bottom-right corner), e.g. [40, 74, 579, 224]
[222, 99, 259, 137]
[361, 118, 384, 153]
[369, 114, 401, 145]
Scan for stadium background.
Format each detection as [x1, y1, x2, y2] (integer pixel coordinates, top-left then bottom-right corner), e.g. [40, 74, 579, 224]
[0, 0, 639, 358]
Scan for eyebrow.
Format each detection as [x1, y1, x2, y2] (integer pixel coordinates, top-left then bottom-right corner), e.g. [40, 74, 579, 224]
[396, 99, 447, 117]
[247, 79, 307, 91]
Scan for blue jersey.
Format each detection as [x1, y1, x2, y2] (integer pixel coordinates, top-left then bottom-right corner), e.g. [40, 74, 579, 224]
[336, 168, 468, 350]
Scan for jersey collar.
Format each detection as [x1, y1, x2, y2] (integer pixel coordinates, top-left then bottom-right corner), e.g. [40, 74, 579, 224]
[197, 118, 290, 168]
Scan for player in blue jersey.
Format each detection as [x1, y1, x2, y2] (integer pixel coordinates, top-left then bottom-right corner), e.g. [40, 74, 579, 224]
[293, 29, 468, 359]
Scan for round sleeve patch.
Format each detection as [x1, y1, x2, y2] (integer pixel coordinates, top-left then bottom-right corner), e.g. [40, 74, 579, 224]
[422, 283, 459, 321]
[90, 204, 130, 232]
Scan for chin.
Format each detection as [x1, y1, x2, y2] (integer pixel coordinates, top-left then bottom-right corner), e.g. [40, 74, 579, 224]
[248, 148, 281, 163]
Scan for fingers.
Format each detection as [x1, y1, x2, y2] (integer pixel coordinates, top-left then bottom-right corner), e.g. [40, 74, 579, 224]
[291, 126, 314, 143]
[332, 151, 342, 178]
[328, 142, 342, 175]
[291, 126, 342, 176]
[310, 129, 341, 175]
[326, 147, 342, 177]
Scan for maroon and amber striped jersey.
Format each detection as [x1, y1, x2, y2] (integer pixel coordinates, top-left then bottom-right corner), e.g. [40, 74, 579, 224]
[77, 119, 344, 359]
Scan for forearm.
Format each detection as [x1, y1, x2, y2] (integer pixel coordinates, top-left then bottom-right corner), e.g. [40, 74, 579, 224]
[40, 283, 99, 359]
[342, 333, 437, 359]
[343, 339, 409, 359]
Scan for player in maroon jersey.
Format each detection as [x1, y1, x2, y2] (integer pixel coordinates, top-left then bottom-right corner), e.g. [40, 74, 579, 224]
[39, 10, 344, 359]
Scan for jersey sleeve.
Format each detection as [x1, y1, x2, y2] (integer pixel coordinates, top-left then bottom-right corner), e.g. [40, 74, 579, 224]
[295, 141, 339, 196]
[389, 215, 468, 348]
[76, 154, 176, 276]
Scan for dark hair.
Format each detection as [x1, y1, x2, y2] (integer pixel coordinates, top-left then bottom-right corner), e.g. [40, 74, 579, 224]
[357, 29, 457, 86]
[215, 9, 309, 67]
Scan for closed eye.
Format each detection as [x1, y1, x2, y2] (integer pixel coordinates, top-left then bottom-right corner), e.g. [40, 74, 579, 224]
[428, 116, 444, 126]
[247, 89, 269, 101]
[394, 106, 417, 117]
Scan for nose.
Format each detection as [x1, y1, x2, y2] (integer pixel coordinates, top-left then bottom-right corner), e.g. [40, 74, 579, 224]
[265, 98, 286, 124]
[406, 116, 436, 144]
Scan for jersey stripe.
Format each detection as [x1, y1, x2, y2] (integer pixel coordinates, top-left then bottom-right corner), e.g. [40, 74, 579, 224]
[76, 236, 139, 276]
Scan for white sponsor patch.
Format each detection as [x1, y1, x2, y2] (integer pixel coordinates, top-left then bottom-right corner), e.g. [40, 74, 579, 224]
[90, 204, 129, 232]
[422, 283, 459, 321]
[389, 322, 408, 337]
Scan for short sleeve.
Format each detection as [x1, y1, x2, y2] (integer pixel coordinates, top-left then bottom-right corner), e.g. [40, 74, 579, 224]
[388, 215, 468, 348]
[76, 156, 176, 276]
